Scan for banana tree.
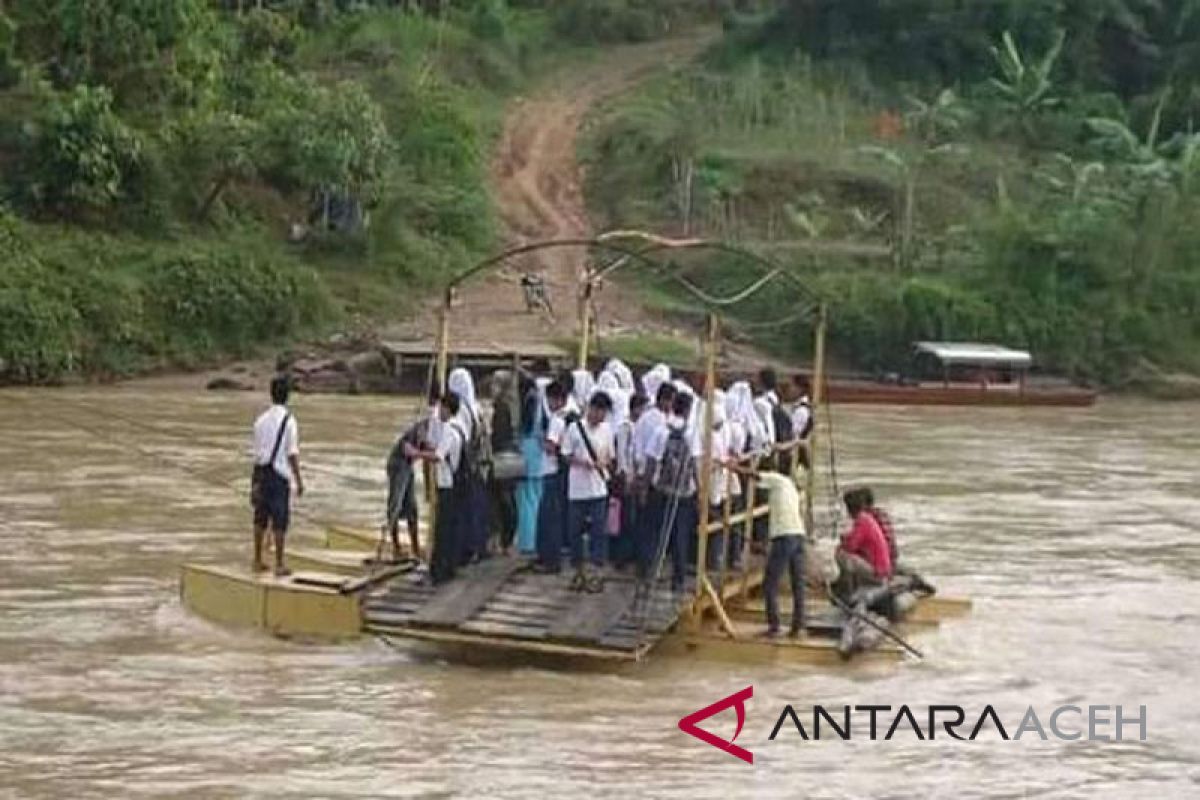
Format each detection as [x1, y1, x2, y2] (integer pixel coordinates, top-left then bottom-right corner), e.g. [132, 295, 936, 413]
[988, 29, 1066, 143]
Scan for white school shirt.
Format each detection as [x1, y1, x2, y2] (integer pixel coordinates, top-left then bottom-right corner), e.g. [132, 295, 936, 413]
[791, 397, 812, 439]
[252, 404, 299, 483]
[632, 406, 667, 471]
[754, 395, 777, 445]
[561, 418, 613, 501]
[708, 426, 730, 507]
[541, 413, 566, 477]
[435, 421, 465, 489]
[725, 420, 747, 498]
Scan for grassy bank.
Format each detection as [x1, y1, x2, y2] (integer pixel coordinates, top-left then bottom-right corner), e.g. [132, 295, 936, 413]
[581, 5, 1200, 386]
[0, 1, 713, 384]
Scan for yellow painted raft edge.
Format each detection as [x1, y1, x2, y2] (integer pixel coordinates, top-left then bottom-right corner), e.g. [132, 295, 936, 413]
[180, 563, 362, 640]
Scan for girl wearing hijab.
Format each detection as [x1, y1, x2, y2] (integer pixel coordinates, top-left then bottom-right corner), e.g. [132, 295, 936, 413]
[447, 368, 491, 563]
[640, 363, 671, 404]
[595, 371, 629, 428]
[516, 373, 546, 555]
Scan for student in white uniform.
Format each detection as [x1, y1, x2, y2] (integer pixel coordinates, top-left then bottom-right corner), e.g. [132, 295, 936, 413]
[645, 392, 700, 592]
[251, 376, 304, 577]
[632, 382, 677, 579]
[562, 392, 615, 574]
[409, 391, 466, 584]
[534, 381, 569, 573]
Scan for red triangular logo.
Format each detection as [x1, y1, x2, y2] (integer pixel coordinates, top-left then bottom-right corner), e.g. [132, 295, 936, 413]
[678, 685, 754, 764]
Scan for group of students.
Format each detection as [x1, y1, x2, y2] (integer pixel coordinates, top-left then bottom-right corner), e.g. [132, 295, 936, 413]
[378, 359, 923, 637]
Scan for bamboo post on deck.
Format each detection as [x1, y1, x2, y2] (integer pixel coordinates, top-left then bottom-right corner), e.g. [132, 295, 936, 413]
[806, 304, 828, 533]
[693, 313, 735, 637]
[577, 279, 593, 370]
[428, 288, 453, 556]
[435, 289, 452, 392]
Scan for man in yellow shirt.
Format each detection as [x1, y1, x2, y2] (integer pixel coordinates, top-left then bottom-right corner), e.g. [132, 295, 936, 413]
[729, 464, 807, 637]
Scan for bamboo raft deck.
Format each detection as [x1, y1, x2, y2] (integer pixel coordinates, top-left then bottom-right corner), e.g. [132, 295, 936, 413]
[362, 558, 687, 662]
[181, 523, 970, 665]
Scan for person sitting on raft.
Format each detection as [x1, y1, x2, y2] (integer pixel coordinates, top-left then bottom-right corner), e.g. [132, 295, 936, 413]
[859, 486, 936, 597]
[832, 488, 892, 601]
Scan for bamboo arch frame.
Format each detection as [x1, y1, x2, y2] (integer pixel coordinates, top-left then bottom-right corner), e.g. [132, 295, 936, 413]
[428, 232, 830, 634]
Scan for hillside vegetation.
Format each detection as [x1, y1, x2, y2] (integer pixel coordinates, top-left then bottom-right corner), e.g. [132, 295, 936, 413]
[0, 0, 710, 382]
[584, 1, 1200, 385]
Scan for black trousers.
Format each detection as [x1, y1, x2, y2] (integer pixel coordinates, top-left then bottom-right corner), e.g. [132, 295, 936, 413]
[431, 488, 460, 585]
[764, 535, 806, 634]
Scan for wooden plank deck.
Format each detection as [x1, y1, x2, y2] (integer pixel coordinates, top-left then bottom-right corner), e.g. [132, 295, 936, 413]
[409, 558, 525, 627]
[363, 557, 695, 658]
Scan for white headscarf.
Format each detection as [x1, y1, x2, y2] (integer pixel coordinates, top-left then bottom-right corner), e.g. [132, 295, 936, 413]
[448, 367, 480, 437]
[604, 359, 636, 394]
[641, 363, 671, 401]
[448, 368, 478, 414]
[712, 389, 728, 429]
[571, 369, 595, 411]
[728, 381, 768, 454]
[595, 370, 628, 426]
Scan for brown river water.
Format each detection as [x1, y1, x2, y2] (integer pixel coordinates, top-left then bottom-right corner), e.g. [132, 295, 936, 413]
[1, 387, 1198, 799]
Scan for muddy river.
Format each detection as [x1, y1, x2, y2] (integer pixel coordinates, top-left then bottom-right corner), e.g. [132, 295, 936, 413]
[1, 388, 1197, 798]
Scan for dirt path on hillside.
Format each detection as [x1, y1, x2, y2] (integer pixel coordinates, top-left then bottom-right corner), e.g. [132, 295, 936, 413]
[393, 30, 716, 354]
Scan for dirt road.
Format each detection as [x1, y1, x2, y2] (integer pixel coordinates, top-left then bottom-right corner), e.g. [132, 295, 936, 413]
[402, 31, 715, 354]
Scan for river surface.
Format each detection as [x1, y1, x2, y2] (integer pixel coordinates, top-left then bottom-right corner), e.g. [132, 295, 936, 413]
[1, 388, 1197, 799]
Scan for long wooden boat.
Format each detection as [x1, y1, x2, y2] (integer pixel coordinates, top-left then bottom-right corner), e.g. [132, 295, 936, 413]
[823, 379, 1096, 407]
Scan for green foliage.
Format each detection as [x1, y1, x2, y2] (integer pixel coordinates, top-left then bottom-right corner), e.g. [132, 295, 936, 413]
[584, 11, 1200, 385]
[20, 85, 145, 218]
[0, 210, 333, 381]
[592, 333, 698, 367]
[13, 0, 223, 106]
[552, 0, 710, 44]
[986, 28, 1065, 141]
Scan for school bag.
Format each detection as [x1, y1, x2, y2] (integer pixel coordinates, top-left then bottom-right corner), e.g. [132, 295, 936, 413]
[655, 427, 695, 497]
[461, 407, 489, 482]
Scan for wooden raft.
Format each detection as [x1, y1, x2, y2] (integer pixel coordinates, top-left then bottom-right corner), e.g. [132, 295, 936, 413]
[362, 557, 691, 661]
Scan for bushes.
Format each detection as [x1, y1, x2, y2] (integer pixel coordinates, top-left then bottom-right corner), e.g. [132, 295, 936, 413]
[147, 250, 329, 359]
[0, 212, 332, 382]
[552, 0, 709, 44]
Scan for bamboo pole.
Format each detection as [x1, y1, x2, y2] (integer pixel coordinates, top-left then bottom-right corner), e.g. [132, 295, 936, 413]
[806, 304, 828, 533]
[694, 313, 718, 605]
[429, 288, 453, 556]
[435, 289, 452, 392]
[717, 473, 733, 591]
[577, 280, 593, 370]
[735, 466, 758, 603]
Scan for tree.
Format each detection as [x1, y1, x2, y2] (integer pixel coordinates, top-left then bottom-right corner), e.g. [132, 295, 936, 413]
[24, 85, 144, 218]
[14, 0, 222, 107]
[987, 28, 1065, 143]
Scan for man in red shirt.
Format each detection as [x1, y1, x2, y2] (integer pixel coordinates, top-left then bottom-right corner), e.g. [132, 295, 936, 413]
[833, 488, 892, 600]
